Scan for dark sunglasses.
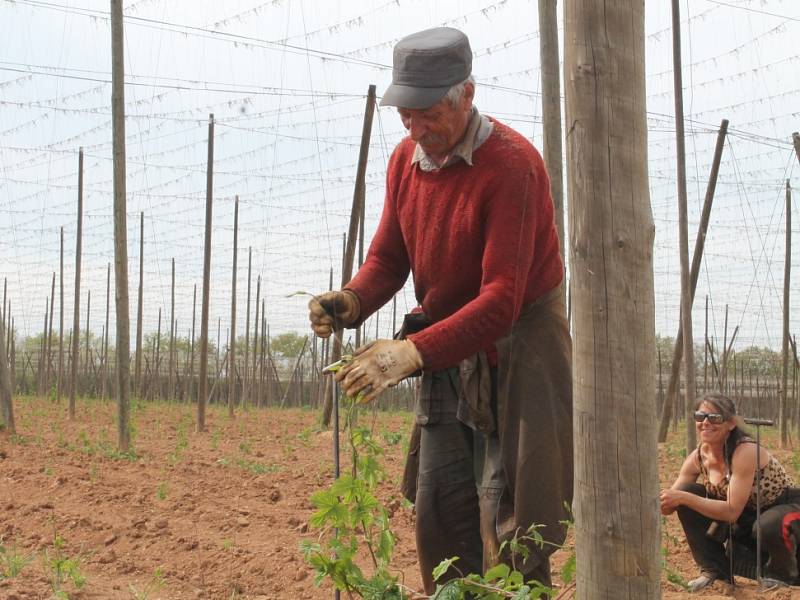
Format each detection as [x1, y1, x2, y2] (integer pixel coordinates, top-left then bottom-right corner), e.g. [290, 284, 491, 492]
[694, 411, 725, 424]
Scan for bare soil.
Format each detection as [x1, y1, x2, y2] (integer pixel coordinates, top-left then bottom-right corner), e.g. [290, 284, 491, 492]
[0, 396, 798, 599]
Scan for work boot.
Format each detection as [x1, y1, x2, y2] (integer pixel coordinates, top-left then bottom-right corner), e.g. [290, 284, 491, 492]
[687, 571, 717, 592]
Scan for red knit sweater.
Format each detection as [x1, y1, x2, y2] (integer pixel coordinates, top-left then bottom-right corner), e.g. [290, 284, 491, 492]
[346, 119, 563, 372]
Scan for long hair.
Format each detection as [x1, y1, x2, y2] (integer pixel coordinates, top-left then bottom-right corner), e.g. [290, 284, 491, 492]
[694, 391, 751, 469]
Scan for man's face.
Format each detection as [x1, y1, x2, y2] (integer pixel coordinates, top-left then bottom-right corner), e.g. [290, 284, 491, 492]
[397, 83, 474, 158]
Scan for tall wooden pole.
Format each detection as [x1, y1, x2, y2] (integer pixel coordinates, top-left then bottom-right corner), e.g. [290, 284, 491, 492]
[672, 0, 697, 452]
[565, 0, 660, 595]
[57, 227, 64, 403]
[0, 311, 15, 435]
[190, 284, 196, 401]
[1, 278, 5, 334]
[38, 299, 48, 396]
[102, 263, 110, 400]
[197, 113, 215, 432]
[656, 119, 728, 442]
[154, 308, 162, 399]
[111, 0, 131, 450]
[792, 132, 800, 166]
[69, 147, 84, 418]
[538, 0, 565, 304]
[85, 290, 91, 378]
[45, 272, 55, 396]
[251, 275, 261, 407]
[703, 295, 709, 394]
[322, 85, 376, 427]
[8, 316, 13, 395]
[169, 257, 176, 400]
[243, 247, 251, 409]
[228, 197, 239, 417]
[781, 180, 792, 446]
[135, 211, 144, 397]
[356, 192, 365, 349]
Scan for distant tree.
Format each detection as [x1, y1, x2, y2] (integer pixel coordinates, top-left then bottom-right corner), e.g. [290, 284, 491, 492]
[733, 345, 781, 380]
[270, 332, 307, 360]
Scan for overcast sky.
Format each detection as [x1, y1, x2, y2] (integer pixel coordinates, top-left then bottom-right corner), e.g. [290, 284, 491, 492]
[0, 0, 799, 354]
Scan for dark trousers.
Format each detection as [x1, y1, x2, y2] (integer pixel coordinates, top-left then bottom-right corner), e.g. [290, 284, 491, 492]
[676, 483, 800, 583]
[414, 368, 551, 594]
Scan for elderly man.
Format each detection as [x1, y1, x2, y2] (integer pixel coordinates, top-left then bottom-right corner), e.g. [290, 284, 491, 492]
[308, 27, 572, 593]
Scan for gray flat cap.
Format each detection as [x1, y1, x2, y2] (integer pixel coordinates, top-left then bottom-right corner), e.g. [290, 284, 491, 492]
[381, 27, 472, 109]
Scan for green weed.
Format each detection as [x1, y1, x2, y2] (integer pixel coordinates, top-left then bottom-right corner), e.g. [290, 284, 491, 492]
[156, 481, 169, 501]
[381, 430, 404, 446]
[128, 567, 166, 600]
[218, 456, 280, 475]
[0, 539, 34, 579]
[43, 534, 86, 598]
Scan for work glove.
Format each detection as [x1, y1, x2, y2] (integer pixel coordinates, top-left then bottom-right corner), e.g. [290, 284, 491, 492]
[335, 339, 423, 404]
[308, 290, 360, 338]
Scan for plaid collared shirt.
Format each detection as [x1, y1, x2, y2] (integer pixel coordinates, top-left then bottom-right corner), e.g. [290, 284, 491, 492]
[411, 106, 494, 171]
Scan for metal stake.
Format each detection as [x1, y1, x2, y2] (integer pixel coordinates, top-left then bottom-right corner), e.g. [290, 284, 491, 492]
[331, 374, 340, 600]
[743, 415, 774, 588]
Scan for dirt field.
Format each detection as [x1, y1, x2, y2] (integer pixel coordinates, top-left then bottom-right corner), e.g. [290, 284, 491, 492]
[1, 396, 799, 599]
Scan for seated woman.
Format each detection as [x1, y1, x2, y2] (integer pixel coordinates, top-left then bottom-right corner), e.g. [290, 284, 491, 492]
[660, 392, 800, 592]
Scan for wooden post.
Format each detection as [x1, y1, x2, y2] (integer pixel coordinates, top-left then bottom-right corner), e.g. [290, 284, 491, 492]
[111, 0, 131, 449]
[169, 258, 176, 401]
[190, 284, 196, 402]
[243, 247, 251, 410]
[228, 197, 239, 417]
[792, 132, 800, 166]
[672, 0, 698, 452]
[197, 113, 215, 432]
[37, 299, 47, 396]
[356, 187, 365, 349]
[84, 290, 91, 383]
[703, 295, 708, 394]
[280, 336, 309, 408]
[0, 311, 15, 434]
[57, 227, 64, 403]
[102, 262, 110, 400]
[45, 272, 55, 397]
[565, 0, 660, 595]
[657, 347, 664, 415]
[656, 119, 728, 442]
[228, 196, 239, 417]
[781, 180, 792, 446]
[155, 308, 161, 399]
[69, 147, 84, 419]
[135, 212, 144, 397]
[252, 275, 261, 407]
[9, 317, 15, 398]
[322, 85, 376, 427]
[538, 0, 565, 304]
[259, 309, 266, 407]
[721, 304, 729, 391]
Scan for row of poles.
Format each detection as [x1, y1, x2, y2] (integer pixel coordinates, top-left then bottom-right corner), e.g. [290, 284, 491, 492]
[0, 74, 397, 436]
[0, 265, 413, 411]
[656, 298, 800, 430]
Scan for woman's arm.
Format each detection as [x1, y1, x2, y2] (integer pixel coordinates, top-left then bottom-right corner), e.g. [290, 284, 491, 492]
[660, 451, 700, 515]
[661, 444, 757, 522]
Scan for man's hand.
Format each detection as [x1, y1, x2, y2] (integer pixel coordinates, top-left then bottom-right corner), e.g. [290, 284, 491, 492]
[335, 339, 423, 403]
[308, 290, 360, 338]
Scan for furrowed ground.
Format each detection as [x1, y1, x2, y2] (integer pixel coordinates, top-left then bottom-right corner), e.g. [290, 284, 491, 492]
[1, 395, 799, 599]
